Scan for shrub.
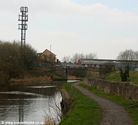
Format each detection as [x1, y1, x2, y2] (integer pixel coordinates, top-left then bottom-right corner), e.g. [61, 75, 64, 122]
[0, 41, 37, 85]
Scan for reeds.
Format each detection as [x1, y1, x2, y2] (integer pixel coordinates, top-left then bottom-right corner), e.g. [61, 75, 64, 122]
[44, 118, 56, 125]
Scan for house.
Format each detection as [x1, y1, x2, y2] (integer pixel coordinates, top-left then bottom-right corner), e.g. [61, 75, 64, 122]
[38, 49, 56, 63]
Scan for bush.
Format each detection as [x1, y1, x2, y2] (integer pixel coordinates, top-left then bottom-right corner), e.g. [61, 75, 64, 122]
[68, 68, 87, 77]
[0, 41, 37, 85]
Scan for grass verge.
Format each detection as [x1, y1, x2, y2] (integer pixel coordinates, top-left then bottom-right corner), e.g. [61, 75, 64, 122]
[80, 83, 138, 125]
[59, 83, 102, 125]
[106, 71, 138, 84]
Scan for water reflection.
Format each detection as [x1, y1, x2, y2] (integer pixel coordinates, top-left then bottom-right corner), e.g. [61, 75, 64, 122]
[67, 80, 79, 83]
[0, 87, 62, 125]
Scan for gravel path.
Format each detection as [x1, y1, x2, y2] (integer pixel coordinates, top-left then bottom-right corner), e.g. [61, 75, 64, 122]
[73, 83, 133, 125]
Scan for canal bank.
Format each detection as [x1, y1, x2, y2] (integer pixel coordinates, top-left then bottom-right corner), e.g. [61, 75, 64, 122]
[59, 83, 102, 125]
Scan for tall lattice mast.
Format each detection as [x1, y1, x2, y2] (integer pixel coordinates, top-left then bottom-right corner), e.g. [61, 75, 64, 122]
[18, 7, 28, 48]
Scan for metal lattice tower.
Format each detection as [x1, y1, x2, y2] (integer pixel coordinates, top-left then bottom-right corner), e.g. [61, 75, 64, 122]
[18, 7, 28, 48]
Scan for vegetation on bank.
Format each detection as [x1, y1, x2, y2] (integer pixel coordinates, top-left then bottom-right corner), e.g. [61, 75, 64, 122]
[60, 84, 102, 125]
[0, 41, 37, 86]
[67, 68, 87, 78]
[106, 71, 138, 84]
[80, 83, 138, 125]
[105, 71, 121, 81]
[0, 41, 66, 87]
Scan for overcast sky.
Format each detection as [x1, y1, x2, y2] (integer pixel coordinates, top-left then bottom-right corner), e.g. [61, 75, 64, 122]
[0, 0, 138, 60]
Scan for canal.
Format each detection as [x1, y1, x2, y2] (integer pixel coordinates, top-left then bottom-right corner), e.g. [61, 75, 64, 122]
[0, 86, 62, 125]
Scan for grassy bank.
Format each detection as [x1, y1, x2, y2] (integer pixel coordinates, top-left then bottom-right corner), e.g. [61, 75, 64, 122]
[106, 71, 138, 84]
[9, 67, 66, 86]
[80, 83, 138, 125]
[10, 76, 52, 86]
[60, 84, 102, 125]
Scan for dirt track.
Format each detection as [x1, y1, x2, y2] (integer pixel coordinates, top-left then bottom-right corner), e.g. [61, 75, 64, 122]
[74, 83, 133, 125]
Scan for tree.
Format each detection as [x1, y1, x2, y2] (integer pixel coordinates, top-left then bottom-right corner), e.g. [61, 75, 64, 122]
[117, 49, 138, 81]
[135, 51, 138, 59]
[0, 42, 22, 79]
[23, 44, 37, 69]
[71, 53, 97, 63]
[62, 56, 71, 63]
[117, 49, 136, 60]
[0, 41, 37, 85]
[71, 53, 85, 63]
[85, 53, 97, 59]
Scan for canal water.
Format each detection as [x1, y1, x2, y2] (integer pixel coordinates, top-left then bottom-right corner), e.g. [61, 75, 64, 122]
[0, 86, 62, 125]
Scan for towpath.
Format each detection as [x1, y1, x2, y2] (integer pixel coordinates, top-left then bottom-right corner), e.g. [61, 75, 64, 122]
[73, 83, 133, 125]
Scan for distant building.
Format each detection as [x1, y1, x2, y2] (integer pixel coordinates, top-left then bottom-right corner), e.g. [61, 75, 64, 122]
[38, 49, 56, 63]
[79, 58, 138, 71]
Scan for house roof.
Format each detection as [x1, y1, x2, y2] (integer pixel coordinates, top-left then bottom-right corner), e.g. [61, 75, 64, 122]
[42, 49, 56, 56]
[37, 49, 56, 57]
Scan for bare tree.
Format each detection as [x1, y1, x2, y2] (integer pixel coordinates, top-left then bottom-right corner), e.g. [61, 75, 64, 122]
[71, 53, 97, 63]
[62, 56, 71, 63]
[135, 51, 138, 60]
[71, 53, 84, 63]
[85, 53, 97, 59]
[62, 53, 97, 63]
[117, 49, 136, 60]
[117, 49, 138, 81]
